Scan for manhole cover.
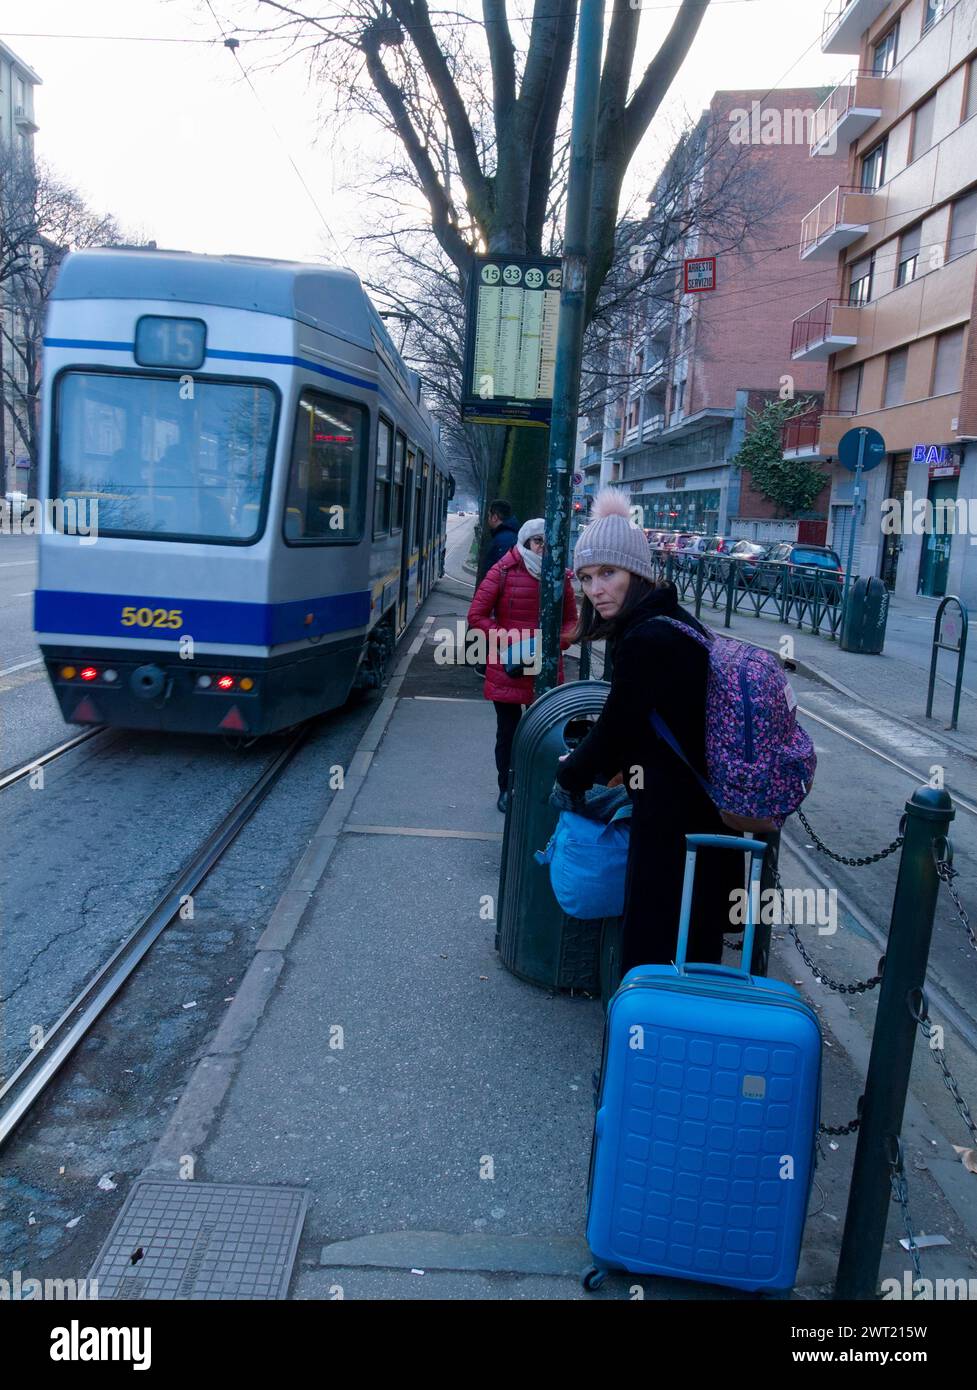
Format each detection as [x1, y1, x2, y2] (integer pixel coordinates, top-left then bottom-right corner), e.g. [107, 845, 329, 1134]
[88, 1180, 308, 1300]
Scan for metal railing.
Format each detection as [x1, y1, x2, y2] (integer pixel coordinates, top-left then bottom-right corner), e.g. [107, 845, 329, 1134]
[800, 185, 872, 257]
[649, 549, 845, 638]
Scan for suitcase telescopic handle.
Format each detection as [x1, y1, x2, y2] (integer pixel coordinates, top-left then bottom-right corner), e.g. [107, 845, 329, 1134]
[675, 834, 767, 975]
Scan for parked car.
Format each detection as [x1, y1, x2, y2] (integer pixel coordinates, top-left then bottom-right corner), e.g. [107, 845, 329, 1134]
[701, 535, 735, 555]
[673, 532, 704, 553]
[644, 528, 670, 548]
[4, 490, 28, 523]
[727, 539, 771, 587]
[764, 543, 845, 600]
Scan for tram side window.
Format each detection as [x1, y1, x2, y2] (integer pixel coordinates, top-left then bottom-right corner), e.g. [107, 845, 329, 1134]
[392, 431, 406, 533]
[373, 417, 392, 538]
[285, 390, 366, 542]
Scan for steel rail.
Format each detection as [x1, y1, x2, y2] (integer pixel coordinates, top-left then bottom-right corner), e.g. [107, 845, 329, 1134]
[0, 724, 309, 1148]
[0, 727, 104, 793]
[797, 704, 977, 820]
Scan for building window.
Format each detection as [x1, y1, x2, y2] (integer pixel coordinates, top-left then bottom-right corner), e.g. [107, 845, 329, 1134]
[922, 0, 945, 34]
[674, 378, 686, 414]
[932, 325, 966, 395]
[848, 253, 874, 305]
[897, 223, 921, 285]
[838, 364, 862, 414]
[910, 93, 937, 161]
[883, 347, 909, 407]
[860, 138, 887, 191]
[967, 57, 977, 122]
[873, 22, 899, 75]
[948, 188, 977, 261]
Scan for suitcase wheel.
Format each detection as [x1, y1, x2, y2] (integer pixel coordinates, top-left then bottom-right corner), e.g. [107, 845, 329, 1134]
[581, 1265, 607, 1292]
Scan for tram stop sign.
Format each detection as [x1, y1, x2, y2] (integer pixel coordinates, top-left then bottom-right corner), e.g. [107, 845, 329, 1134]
[838, 427, 885, 472]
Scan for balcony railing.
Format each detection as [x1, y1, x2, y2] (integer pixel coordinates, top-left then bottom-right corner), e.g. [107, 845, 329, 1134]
[642, 413, 665, 440]
[800, 185, 876, 260]
[790, 298, 861, 360]
[781, 409, 856, 458]
[811, 69, 885, 156]
[821, 0, 891, 54]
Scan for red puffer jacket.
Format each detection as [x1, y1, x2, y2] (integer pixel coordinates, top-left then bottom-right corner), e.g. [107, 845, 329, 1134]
[467, 547, 579, 704]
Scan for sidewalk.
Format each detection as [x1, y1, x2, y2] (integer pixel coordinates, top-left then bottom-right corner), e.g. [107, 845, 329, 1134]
[142, 580, 977, 1300]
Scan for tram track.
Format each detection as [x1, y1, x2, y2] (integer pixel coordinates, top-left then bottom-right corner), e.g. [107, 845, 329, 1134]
[0, 723, 310, 1148]
[0, 726, 106, 794]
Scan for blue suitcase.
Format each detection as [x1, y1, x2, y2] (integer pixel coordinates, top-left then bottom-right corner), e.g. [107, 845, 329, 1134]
[583, 833, 822, 1294]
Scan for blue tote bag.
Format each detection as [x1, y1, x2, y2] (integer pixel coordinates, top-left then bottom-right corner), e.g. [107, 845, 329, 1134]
[535, 804, 632, 920]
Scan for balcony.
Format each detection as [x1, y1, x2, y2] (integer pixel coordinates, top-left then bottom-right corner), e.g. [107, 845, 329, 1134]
[790, 298, 861, 360]
[800, 186, 875, 260]
[782, 410, 856, 460]
[821, 0, 891, 54]
[642, 413, 665, 441]
[13, 105, 39, 135]
[811, 70, 885, 156]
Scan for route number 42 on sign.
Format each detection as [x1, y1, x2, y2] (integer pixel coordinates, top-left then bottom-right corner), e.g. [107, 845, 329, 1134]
[684, 256, 717, 293]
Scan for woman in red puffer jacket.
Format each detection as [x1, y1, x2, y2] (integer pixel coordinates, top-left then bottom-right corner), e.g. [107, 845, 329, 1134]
[467, 517, 578, 812]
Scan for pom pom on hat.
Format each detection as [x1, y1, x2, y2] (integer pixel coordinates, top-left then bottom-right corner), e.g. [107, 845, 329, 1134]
[590, 487, 633, 521]
[573, 486, 654, 581]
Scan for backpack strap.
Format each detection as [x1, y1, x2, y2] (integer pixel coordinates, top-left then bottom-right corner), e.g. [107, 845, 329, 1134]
[648, 710, 713, 800]
[641, 617, 714, 798]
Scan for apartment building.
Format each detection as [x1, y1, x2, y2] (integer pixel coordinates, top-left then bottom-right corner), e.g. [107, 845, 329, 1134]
[587, 89, 852, 541]
[788, 0, 977, 602]
[0, 39, 42, 497]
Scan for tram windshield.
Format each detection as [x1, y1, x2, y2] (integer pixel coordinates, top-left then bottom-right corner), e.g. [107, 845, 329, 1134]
[54, 372, 276, 542]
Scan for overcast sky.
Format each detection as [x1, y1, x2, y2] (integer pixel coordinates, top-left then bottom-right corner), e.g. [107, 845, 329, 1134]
[7, 0, 843, 294]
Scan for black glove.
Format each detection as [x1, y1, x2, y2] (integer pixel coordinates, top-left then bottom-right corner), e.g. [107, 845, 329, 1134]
[549, 781, 584, 813]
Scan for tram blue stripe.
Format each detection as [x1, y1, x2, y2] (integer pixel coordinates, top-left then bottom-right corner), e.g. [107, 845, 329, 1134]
[42, 338, 380, 394]
[34, 588, 371, 646]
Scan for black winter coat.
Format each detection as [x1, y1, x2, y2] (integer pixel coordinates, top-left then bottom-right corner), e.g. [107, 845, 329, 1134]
[556, 582, 744, 971]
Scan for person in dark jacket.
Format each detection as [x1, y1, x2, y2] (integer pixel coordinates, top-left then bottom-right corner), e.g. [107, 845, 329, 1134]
[468, 518, 577, 812]
[555, 487, 743, 972]
[481, 500, 520, 577]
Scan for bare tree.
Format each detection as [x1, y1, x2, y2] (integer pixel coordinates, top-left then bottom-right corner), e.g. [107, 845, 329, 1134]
[220, 0, 716, 539]
[0, 146, 127, 499]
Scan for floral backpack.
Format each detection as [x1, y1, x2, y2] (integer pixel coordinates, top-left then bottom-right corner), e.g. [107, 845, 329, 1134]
[648, 617, 816, 833]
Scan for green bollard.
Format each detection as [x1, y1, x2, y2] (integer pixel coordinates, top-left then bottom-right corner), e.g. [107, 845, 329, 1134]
[724, 560, 735, 629]
[834, 786, 955, 1301]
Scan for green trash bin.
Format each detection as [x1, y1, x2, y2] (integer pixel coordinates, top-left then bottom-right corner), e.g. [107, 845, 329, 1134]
[496, 680, 616, 990]
[840, 575, 889, 654]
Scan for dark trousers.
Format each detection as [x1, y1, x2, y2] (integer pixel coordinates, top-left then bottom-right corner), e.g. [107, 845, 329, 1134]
[493, 701, 526, 792]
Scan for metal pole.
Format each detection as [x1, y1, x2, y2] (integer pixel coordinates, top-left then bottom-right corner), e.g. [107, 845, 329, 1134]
[538, 0, 605, 696]
[834, 786, 955, 1301]
[925, 596, 946, 721]
[840, 430, 866, 642]
[950, 604, 968, 731]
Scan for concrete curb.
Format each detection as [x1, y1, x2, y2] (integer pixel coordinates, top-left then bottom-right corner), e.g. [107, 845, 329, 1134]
[144, 613, 437, 1179]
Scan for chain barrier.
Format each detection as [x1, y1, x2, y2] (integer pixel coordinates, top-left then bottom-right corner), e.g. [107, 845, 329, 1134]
[932, 837, 977, 955]
[797, 808, 905, 869]
[887, 1137, 923, 1286]
[908, 988, 977, 1148]
[773, 866, 885, 994]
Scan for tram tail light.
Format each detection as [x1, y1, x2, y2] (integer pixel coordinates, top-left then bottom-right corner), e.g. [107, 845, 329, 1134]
[216, 675, 235, 691]
[80, 666, 98, 681]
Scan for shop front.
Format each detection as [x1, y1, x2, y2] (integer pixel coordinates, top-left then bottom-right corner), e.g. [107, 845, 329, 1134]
[914, 445, 961, 599]
[631, 485, 721, 534]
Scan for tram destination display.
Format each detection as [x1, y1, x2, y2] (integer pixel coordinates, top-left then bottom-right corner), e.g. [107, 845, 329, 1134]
[461, 254, 562, 427]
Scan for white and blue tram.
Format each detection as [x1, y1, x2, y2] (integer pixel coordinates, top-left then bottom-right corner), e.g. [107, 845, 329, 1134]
[34, 248, 451, 735]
